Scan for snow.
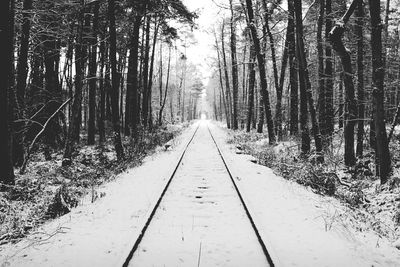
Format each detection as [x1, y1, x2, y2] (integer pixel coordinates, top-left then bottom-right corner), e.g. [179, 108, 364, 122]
[208, 122, 400, 267]
[129, 122, 267, 266]
[1, 120, 400, 266]
[0, 123, 199, 267]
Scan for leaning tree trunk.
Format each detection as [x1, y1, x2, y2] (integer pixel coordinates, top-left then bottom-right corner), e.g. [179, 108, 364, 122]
[329, 0, 360, 167]
[263, 0, 283, 138]
[0, 0, 15, 186]
[107, 0, 124, 160]
[245, 0, 276, 144]
[369, 0, 391, 183]
[159, 46, 171, 126]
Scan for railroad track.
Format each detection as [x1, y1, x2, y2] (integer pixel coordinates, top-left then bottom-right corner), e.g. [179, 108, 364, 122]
[122, 122, 274, 267]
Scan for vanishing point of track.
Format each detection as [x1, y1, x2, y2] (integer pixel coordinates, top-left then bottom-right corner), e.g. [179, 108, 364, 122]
[122, 123, 275, 267]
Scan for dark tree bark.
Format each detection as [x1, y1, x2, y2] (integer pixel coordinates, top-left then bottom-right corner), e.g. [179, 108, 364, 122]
[63, 0, 85, 166]
[288, 0, 298, 136]
[295, 0, 310, 155]
[13, 0, 33, 166]
[146, 19, 159, 129]
[229, 0, 239, 130]
[369, 0, 391, 183]
[245, 0, 276, 144]
[98, 27, 107, 144]
[141, 16, 151, 127]
[246, 41, 256, 133]
[356, 1, 364, 158]
[262, 0, 283, 138]
[87, 2, 100, 145]
[257, 94, 264, 134]
[107, 0, 124, 160]
[324, 0, 334, 138]
[317, 0, 326, 137]
[221, 22, 233, 129]
[126, 15, 142, 137]
[329, 0, 360, 166]
[294, 0, 324, 159]
[214, 30, 230, 128]
[0, 0, 15, 186]
[42, 1, 62, 157]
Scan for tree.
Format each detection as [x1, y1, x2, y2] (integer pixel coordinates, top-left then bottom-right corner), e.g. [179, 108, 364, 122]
[329, 0, 360, 166]
[229, 0, 239, 130]
[63, 0, 85, 166]
[356, 0, 364, 157]
[14, 0, 33, 166]
[245, 0, 276, 144]
[108, 0, 124, 160]
[369, 0, 391, 183]
[288, 0, 298, 136]
[0, 0, 15, 186]
[87, 2, 100, 145]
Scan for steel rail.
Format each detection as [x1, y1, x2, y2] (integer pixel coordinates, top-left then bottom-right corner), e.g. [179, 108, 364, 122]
[207, 125, 275, 267]
[122, 123, 200, 267]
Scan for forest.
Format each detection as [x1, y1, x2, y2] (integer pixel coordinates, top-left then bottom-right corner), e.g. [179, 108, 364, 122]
[1, 0, 400, 261]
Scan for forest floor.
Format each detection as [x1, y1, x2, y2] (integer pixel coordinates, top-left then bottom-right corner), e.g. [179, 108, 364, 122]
[0, 123, 186, 248]
[227, 124, 400, 251]
[1, 121, 400, 266]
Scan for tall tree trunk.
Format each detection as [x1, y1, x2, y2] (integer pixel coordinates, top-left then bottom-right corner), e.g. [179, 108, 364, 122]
[317, 0, 326, 138]
[247, 41, 256, 133]
[221, 22, 233, 129]
[145, 18, 159, 128]
[325, 0, 334, 138]
[229, 0, 239, 130]
[87, 2, 99, 145]
[263, 0, 282, 138]
[63, 0, 85, 166]
[159, 46, 172, 126]
[141, 16, 151, 127]
[369, 0, 391, 183]
[98, 36, 106, 144]
[214, 30, 230, 128]
[126, 15, 142, 138]
[257, 93, 264, 134]
[107, 0, 124, 160]
[295, 0, 310, 155]
[0, 0, 15, 186]
[356, 1, 364, 158]
[329, 0, 360, 166]
[245, 0, 276, 144]
[13, 0, 33, 166]
[288, 0, 298, 136]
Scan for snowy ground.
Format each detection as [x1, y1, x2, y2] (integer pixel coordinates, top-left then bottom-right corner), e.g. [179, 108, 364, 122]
[129, 122, 267, 267]
[1, 121, 400, 266]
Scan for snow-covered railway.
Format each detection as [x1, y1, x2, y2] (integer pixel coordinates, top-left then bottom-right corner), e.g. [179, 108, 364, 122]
[122, 122, 274, 267]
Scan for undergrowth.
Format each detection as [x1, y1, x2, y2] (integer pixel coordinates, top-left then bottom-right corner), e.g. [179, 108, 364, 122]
[228, 129, 400, 242]
[0, 124, 185, 246]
